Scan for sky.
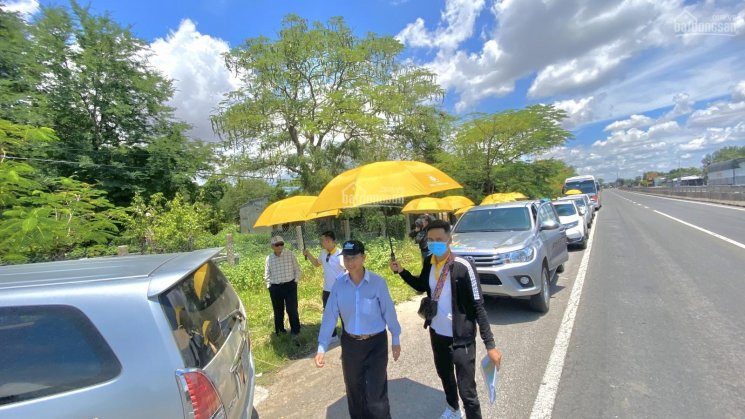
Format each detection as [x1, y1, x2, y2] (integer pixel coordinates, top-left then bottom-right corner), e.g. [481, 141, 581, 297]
[4, 0, 745, 182]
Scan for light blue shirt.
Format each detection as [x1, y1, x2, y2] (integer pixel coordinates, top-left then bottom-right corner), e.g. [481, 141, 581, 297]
[317, 269, 401, 353]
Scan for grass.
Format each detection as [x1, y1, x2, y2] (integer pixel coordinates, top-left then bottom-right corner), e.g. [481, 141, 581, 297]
[218, 234, 422, 379]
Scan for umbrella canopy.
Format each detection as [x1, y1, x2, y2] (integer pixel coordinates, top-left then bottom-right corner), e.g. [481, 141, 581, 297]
[309, 160, 462, 213]
[454, 205, 474, 216]
[565, 189, 583, 195]
[253, 196, 340, 228]
[402, 197, 454, 214]
[441, 195, 475, 210]
[481, 192, 527, 205]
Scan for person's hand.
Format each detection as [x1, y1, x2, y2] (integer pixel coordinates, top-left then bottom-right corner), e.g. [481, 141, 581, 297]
[390, 260, 402, 273]
[314, 352, 325, 368]
[487, 348, 502, 370]
[391, 344, 401, 361]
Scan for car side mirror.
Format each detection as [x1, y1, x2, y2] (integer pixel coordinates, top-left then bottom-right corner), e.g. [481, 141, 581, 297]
[540, 219, 560, 230]
[579, 208, 586, 215]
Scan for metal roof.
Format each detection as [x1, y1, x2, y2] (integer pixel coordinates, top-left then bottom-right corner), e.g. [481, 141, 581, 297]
[708, 158, 745, 173]
[0, 248, 221, 292]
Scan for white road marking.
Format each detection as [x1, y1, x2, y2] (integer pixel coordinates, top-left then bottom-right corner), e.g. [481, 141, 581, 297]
[530, 213, 600, 419]
[653, 210, 745, 251]
[625, 190, 745, 212]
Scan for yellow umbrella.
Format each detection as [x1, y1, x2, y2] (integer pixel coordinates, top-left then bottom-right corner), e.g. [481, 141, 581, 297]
[402, 197, 454, 214]
[454, 205, 474, 216]
[565, 189, 583, 195]
[305, 208, 341, 221]
[481, 193, 516, 205]
[481, 192, 528, 205]
[506, 192, 528, 200]
[441, 195, 475, 210]
[253, 195, 339, 228]
[309, 160, 462, 213]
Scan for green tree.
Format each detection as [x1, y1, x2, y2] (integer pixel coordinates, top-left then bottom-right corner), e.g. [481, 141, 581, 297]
[212, 14, 445, 192]
[702, 145, 745, 166]
[123, 192, 213, 253]
[31, 2, 209, 205]
[491, 159, 576, 200]
[0, 8, 47, 125]
[441, 105, 572, 196]
[0, 120, 120, 263]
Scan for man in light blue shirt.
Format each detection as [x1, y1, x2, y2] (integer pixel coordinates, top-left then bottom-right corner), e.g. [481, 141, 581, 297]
[315, 240, 401, 419]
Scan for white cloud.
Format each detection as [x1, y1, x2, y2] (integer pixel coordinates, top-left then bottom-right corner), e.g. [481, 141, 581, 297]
[149, 19, 239, 142]
[545, 91, 745, 180]
[1, 0, 39, 20]
[400, 0, 744, 122]
[733, 80, 745, 102]
[396, 0, 485, 51]
[604, 114, 655, 132]
[553, 96, 600, 129]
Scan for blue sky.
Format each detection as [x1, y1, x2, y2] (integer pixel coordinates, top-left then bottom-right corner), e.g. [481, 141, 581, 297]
[5, 0, 745, 181]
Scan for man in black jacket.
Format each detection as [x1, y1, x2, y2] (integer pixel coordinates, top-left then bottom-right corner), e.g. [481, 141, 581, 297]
[390, 220, 502, 419]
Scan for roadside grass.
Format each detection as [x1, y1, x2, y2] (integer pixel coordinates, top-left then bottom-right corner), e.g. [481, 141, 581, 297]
[218, 234, 421, 379]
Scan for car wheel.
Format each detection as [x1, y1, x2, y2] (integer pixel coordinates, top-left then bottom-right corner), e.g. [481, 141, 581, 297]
[529, 264, 550, 313]
[556, 263, 565, 273]
[579, 235, 588, 249]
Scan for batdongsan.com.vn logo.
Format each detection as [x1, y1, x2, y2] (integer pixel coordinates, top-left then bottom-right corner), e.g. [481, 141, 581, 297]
[673, 10, 738, 36]
[340, 183, 406, 207]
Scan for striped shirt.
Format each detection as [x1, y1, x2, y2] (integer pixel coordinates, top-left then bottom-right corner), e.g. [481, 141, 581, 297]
[264, 250, 301, 288]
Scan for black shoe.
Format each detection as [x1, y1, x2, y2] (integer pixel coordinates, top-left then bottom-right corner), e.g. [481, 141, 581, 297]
[275, 330, 287, 336]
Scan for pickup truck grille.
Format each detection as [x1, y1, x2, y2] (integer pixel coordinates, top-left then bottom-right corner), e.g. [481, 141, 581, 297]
[455, 253, 505, 267]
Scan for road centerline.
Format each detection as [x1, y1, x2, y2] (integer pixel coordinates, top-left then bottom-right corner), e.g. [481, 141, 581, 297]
[652, 210, 745, 251]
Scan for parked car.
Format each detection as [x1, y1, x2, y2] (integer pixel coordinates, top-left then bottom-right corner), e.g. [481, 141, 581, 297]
[450, 200, 569, 312]
[557, 194, 593, 229]
[563, 175, 601, 209]
[553, 200, 588, 249]
[0, 248, 255, 419]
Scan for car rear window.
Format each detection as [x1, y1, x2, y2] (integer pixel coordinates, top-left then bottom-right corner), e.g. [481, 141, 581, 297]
[0, 305, 121, 406]
[455, 207, 531, 232]
[564, 180, 597, 195]
[554, 203, 576, 216]
[159, 261, 241, 369]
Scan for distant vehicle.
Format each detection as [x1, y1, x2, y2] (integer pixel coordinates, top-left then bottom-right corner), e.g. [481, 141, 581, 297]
[553, 200, 587, 249]
[0, 249, 255, 419]
[563, 175, 601, 209]
[557, 194, 593, 229]
[450, 200, 569, 313]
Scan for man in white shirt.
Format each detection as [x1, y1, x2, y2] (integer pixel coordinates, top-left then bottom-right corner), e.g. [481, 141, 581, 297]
[265, 235, 302, 336]
[304, 230, 345, 338]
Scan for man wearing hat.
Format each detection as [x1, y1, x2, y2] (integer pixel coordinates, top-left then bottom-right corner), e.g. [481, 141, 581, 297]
[265, 235, 302, 336]
[315, 240, 402, 419]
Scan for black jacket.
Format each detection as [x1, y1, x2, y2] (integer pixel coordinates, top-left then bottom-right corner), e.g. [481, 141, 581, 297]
[399, 255, 496, 350]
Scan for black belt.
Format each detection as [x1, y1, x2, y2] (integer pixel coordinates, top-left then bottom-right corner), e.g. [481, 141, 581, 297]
[343, 330, 385, 340]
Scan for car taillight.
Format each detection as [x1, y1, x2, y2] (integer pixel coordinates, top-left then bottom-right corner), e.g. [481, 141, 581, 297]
[176, 370, 224, 419]
[591, 195, 598, 201]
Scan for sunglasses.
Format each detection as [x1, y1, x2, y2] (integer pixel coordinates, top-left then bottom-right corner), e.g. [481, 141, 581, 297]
[326, 254, 331, 263]
[273, 243, 284, 247]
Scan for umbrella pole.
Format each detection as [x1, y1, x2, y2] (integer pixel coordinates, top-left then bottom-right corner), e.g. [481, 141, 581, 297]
[384, 212, 395, 261]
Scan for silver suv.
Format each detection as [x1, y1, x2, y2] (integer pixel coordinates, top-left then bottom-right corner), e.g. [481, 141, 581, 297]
[450, 201, 568, 312]
[0, 248, 255, 419]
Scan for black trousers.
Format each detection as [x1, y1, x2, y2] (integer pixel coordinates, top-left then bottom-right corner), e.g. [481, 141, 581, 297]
[321, 290, 339, 337]
[430, 329, 481, 419]
[268, 281, 300, 335]
[341, 331, 391, 419]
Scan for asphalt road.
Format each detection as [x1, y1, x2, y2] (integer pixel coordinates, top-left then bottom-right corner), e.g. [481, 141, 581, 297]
[255, 190, 745, 418]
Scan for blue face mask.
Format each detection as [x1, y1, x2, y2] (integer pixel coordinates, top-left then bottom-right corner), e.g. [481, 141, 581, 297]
[428, 241, 448, 257]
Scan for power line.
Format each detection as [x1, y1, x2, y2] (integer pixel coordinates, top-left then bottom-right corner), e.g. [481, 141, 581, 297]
[3, 155, 283, 181]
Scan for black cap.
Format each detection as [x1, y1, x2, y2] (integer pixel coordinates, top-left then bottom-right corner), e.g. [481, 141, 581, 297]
[341, 240, 365, 256]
